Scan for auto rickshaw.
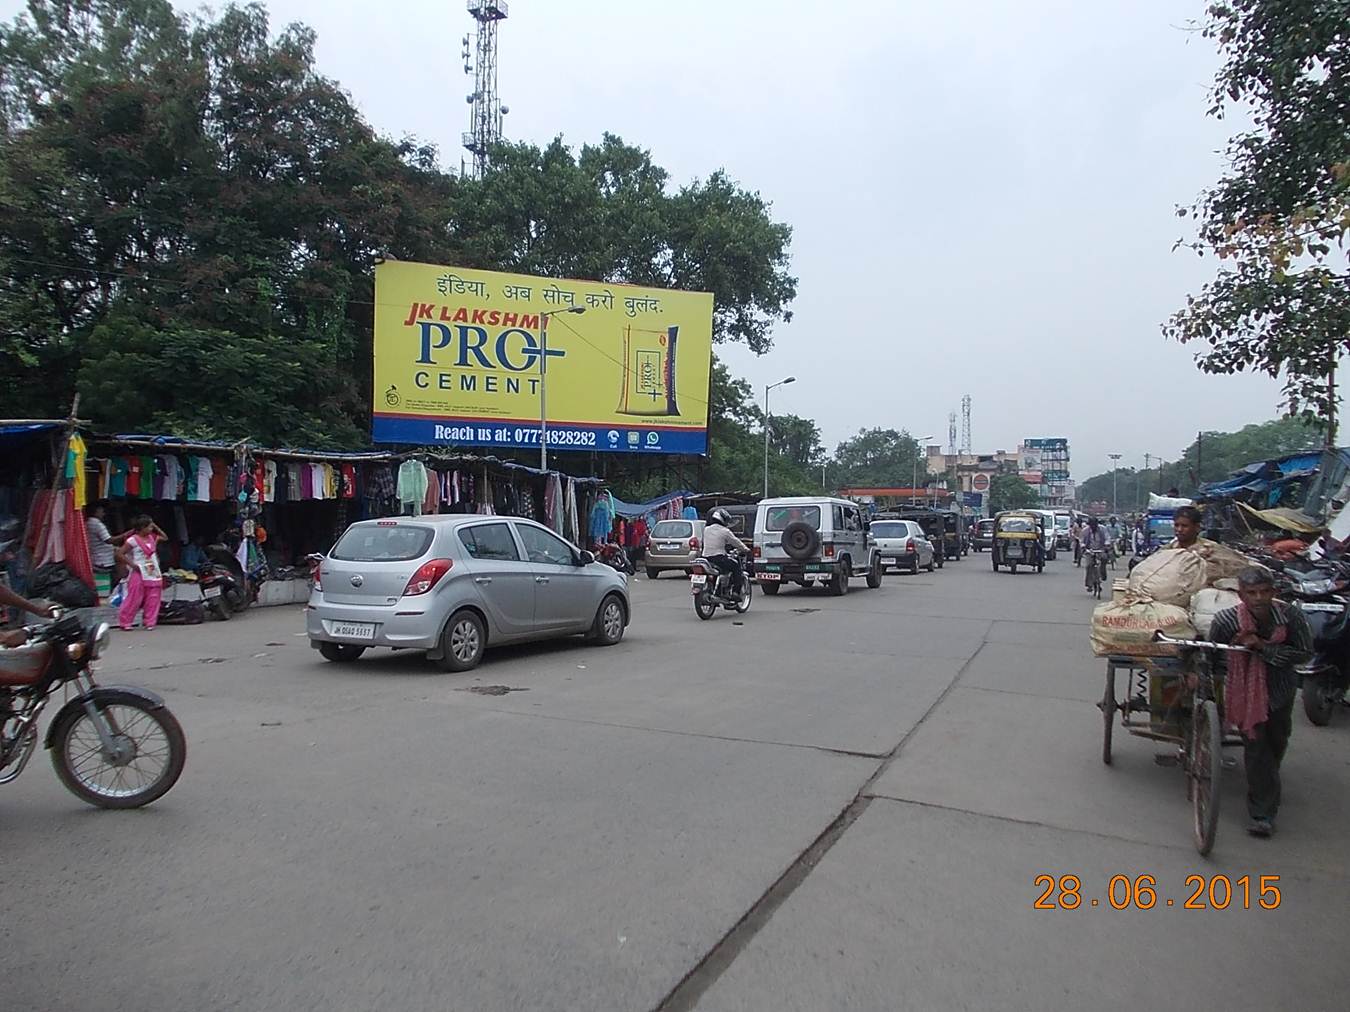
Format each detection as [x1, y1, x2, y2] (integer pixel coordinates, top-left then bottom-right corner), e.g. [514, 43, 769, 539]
[990, 510, 1045, 573]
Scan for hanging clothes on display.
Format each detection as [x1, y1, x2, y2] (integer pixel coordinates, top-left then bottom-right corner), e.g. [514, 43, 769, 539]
[423, 468, 442, 514]
[398, 460, 428, 515]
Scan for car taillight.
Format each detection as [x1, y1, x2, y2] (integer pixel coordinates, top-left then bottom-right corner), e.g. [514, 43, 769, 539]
[402, 559, 453, 596]
[313, 569, 322, 590]
[906, 538, 915, 552]
[689, 537, 700, 550]
[824, 544, 835, 558]
[753, 545, 761, 558]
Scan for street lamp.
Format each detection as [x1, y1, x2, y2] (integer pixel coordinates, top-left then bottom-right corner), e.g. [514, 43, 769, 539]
[1107, 453, 1122, 514]
[912, 436, 934, 505]
[538, 305, 586, 471]
[763, 376, 796, 498]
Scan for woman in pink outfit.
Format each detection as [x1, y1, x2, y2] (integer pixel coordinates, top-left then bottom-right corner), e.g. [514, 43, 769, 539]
[117, 516, 166, 630]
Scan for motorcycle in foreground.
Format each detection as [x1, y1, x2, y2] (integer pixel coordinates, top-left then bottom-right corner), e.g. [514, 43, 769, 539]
[690, 552, 752, 620]
[0, 613, 186, 807]
[1276, 559, 1350, 726]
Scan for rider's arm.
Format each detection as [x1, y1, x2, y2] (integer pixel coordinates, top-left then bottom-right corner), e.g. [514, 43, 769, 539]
[729, 532, 750, 554]
[0, 583, 54, 618]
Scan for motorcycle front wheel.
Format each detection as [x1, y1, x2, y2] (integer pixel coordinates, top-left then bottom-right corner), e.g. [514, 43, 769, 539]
[694, 590, 717, 620]
[49, 697, 187, 808]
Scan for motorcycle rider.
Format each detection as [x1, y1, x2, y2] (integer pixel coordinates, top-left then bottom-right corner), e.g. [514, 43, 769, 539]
[703, 509, 750, 597]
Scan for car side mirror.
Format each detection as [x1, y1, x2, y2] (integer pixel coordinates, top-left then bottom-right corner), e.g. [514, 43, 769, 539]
[578, 550, 595, 566]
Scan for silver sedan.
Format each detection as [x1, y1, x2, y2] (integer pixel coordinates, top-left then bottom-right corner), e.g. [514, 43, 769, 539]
[307, 515, 631, 671]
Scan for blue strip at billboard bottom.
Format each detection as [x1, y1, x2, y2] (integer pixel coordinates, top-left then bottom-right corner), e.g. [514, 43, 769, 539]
[372, 414, 708, 455]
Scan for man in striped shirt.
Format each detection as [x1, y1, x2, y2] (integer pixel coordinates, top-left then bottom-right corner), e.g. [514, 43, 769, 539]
[1208, 567, 1313, 837]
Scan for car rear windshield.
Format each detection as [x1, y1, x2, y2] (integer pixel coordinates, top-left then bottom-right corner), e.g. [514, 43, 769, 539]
[870, 522, 908, 538]
[651, 521, 693, 539]
[330, 524, 435, 562]
[978, 520, 995, 532]
[765, 506, 821, 531]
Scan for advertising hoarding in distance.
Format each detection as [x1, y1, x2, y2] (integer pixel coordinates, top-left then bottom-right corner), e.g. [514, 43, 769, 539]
[372, 261, 714, 454]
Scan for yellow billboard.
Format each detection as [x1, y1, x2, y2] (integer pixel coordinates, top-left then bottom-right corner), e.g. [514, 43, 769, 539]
[372, 261, 714, 455]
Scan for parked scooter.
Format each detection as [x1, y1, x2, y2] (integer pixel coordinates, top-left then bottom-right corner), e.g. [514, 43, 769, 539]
[194, 565, 234, 621]
[689, 551, 752, 620]
[594, 542, 636, 576]
[206, 541, 256, 613]
[1278, 559, 1350, 725]
[0, 612, 186, 807]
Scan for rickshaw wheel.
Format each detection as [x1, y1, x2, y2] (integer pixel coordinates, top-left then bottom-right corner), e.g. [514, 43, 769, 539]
[1190, 699, 1222, 856]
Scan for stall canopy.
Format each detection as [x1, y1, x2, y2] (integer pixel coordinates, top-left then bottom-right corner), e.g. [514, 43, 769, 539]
[1197, 451, 1324, 508]
[611, 489, 698, 519]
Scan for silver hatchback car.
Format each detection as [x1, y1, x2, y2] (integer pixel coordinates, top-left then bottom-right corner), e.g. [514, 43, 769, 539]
[307, 515, 631, 671]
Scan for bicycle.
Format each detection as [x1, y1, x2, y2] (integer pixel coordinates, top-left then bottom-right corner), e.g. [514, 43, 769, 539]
[1084, 548, 1105, 598]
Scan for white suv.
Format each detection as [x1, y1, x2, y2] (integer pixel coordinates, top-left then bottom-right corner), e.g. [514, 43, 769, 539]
[752, 497, 883, 596]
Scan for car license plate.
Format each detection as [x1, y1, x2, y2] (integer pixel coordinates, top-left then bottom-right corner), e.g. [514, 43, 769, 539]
[690, 574, 707, 587]
[328, 621, 376, 641]
[203, 586, 221, 599]
[806, 573, 830, 582]
[758, 572, 781, 581]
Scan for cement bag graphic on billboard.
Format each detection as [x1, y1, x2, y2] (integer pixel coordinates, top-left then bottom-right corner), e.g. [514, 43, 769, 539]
[371, 262, 714, 454]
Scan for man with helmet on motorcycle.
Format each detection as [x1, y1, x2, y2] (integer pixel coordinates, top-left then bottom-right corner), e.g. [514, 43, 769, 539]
[703, 509, 750, 597]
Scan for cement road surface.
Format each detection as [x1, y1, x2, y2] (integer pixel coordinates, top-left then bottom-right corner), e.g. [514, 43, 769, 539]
[3, 552, 1346, 1011]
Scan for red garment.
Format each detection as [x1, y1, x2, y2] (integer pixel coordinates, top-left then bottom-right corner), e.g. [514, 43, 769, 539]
[31, 490, 94, 588]
[1226, 603, 1282, 735]
[209, 459, 228, 501]
[126, 457, 142, 497]
[341, 464, 357, 499]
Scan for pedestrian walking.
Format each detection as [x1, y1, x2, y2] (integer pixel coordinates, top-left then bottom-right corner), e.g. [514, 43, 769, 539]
[1209, 567, 1313, 837]
[116, 516, 167, 631]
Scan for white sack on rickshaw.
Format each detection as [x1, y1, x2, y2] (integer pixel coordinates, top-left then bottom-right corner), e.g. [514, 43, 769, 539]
[1185, 540, 1264, 586]
[1091, 599, 1196, 657]
[1189, 587, 1240, 639]
[1127, 548, 1208, 607]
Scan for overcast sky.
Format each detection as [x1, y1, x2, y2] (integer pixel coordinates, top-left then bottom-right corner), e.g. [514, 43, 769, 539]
[4, 0, 1302, 479]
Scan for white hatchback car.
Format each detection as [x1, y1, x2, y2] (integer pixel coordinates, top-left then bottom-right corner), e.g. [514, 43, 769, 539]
[869, 519, 937, 574]
[308, 515, 631, 671]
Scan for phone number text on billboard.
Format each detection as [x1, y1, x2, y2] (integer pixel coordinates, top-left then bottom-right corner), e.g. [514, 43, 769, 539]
[371, 415, 707, 455]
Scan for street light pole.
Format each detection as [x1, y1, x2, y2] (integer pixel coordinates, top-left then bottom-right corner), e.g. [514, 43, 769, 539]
[912, 436, 934, 506]
[538, 305, 586, 472]
[1107, 453, 1122, 514]
[763, 376, 796, 498]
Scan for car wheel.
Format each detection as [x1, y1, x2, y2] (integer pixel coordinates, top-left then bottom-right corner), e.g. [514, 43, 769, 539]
[646, 568, 659, 580]
[589, 594, 626, 645]
[924, 559, 934, 573]
[866, 556, 883, 589]
[437, 609, 486, 672]
[831, 559, 851, 596]
[318, 642, 364, 663]
[761, 582, 780, 596]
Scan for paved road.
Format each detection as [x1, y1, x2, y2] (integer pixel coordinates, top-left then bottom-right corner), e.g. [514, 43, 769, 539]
[3, 554, 1347, 1011]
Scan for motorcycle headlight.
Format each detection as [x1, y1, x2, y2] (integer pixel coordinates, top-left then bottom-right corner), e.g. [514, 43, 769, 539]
[66, 642, 86, 660]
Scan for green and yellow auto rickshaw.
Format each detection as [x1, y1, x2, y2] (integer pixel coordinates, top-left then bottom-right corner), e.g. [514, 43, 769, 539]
[991, 510, 1045, 574]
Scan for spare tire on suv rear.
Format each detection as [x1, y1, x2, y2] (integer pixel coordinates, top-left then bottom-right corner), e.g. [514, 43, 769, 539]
[781, 521, 820, 561]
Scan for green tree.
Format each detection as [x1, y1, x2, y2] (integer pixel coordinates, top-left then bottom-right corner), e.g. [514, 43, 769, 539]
[448, 134, 797, 353]
[0, 3, 799, 452]
[831, 427, 921, 488]
[988, 473, 1039, 513]
[1164, 1, 1350, 425]
[1076, 416, 1323, 506]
